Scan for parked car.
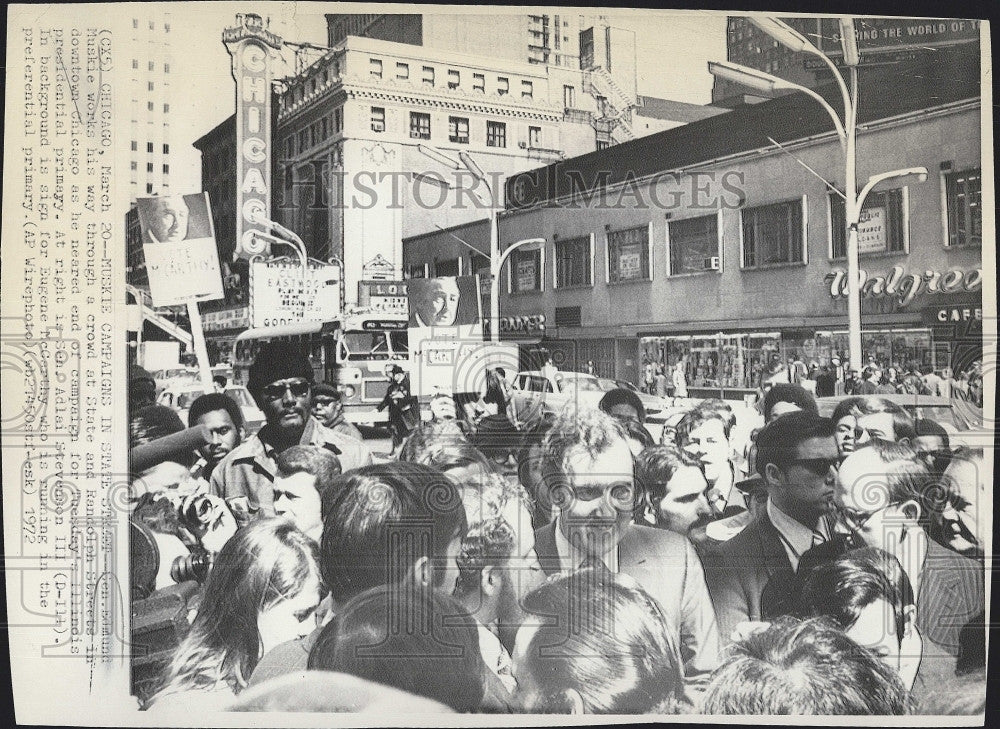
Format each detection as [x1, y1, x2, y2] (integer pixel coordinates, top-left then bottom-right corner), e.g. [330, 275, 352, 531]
[816, 394, 986, 447]
[149, 366, 199, 395]
[156, 384, 266, 435]
[510, 371, 607, 423]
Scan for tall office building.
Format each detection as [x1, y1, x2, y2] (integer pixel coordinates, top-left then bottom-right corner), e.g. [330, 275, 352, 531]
[127, 11, 175, 201]
[325, 11, 599, 69]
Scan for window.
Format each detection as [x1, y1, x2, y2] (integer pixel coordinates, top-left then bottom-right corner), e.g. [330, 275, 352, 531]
[334, 107, 343, 132]
[132, 59, 138, 69]
[132, 18, 137, 28]
[321, 116, 329, 138]
[741, 199, 805, 267]
[830, 188, 905, 258]
[163, 103, 169, 113]
[163, 143, 169, 154]
[410, 112, 431, 140]
[130, 161, 137, 171]
[608, 226, 651, 282]
[422, 66, 435, 86]
[563, 85, 576, 108]
[164, 63, 170, 73]
[945, 168, 981, 246]
[147, 101, 154, 111]
[371, 106, 386, 133]
[497, 77, 509, 96]
[298, 129, 308, 150]
[131, 140, 138, 151]
[147, 142, 154, 153]
[528, 126, 541, 147]
[164, 22, 170, 32]
[555, 236, 592, 287]
[596, 139, 610, 151]
[510, 248, 542, 292]
[147, 162, 154, 173]
[521, 80, 534, 99]
[473, 73, 485, 92]
[448, 116, 469, 144]
[149, 61, 155, 71]
[285, 137, 294, 157]
[396, 62, 409, 80]
[148, 81, 154, 91]
[668, 215, 720, 274]
[146, 183, 153, 194]
[486, 121, 506, 148]
[162, 164, 169, 174]
[369, 58, 383, 79]
[408, 264, 426, 279]
[435, 258, 460, 277]
[448, 69, 460, 89]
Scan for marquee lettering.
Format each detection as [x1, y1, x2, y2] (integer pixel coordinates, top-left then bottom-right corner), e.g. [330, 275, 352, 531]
[825, 266, 982, 307]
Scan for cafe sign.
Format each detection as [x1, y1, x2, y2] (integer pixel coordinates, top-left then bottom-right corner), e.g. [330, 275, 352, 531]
[825, 266, 982, 307]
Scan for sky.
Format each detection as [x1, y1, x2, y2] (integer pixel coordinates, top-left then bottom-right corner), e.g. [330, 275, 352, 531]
[164, 3, 728, 193]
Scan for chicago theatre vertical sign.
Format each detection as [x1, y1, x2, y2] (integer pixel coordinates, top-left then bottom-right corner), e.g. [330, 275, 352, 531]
[223, 13, 281, 261]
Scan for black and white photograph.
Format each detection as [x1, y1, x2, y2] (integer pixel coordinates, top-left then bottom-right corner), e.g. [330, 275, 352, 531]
[0, 2, 993, 724]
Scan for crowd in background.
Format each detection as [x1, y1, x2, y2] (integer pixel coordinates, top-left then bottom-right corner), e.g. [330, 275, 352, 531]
[127, 341, 987, 715]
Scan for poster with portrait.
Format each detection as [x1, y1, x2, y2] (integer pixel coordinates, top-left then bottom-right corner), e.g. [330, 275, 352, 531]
[405, 275, 482, 336]
[136, 192, 224, 306]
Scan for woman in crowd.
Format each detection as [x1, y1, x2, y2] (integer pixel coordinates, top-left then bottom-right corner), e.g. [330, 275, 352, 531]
[146, 519, 323, 711]
[511, 566, 685, 714]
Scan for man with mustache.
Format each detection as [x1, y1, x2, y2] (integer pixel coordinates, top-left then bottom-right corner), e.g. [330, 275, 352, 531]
[209, 342, 372, 526]
[187, 393, 245, 481]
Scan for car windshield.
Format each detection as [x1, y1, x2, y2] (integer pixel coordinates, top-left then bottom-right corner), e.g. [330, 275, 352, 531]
[224, 388, 254, 408]
[562, 375, 601, 392]
[177, 391, 206, 409]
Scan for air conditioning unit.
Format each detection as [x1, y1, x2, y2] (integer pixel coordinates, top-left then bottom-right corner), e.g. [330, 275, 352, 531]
[518, 141, 528, 149]
[703, 256, 721, 271]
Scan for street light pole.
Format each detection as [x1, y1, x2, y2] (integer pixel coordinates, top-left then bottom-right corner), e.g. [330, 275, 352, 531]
[709, 18, 926, 373]
[490, 237, 545, 343]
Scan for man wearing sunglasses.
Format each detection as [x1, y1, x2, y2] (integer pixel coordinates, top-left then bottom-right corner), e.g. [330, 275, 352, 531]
[705, 411, 840, 646]
[533, 408, 719, 686]
[210, 342, 372, 525]
[833, 440, 984, 671]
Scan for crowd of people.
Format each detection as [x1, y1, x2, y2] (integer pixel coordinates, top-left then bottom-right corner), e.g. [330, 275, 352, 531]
[128, 342, 988, 715]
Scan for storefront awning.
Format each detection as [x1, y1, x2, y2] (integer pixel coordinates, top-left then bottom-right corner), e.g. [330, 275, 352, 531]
[235, 321, 323, 341]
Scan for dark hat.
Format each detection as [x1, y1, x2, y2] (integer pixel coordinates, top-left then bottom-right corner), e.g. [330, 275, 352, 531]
[247, 342, 314, 393]
[389, 365, 405, 375]
[312, 383, 341, 399]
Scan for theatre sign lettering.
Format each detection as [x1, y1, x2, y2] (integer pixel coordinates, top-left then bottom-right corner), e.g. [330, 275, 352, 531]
[825, 266, 982, 307]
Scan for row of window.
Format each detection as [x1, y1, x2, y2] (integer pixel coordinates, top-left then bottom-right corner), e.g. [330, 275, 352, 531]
[140, 102, 170, 112]
[503, 169, 981, 292]
[132, 19, 170, 32]
[131, 161, 170, 173]
[131, 60, 170, 73]
[130, 142, 170, 154]
[285, 109, 344, 157]
[369, 57, 536, 99]
[366, 107, 541, 148]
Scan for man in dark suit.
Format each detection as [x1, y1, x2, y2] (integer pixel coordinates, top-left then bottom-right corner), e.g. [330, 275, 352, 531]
[533, 408, 720, 683]
[703, 412, 840, 645]
[834, 440, 984, 670]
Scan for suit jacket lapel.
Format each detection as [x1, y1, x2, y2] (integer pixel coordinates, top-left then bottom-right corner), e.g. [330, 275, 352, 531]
[755, 514, 793, 576]
[535, 521, 561, 576]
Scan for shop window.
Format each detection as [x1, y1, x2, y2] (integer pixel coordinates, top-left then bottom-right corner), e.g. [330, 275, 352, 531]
[435, 258, 460, 277]
[371, 107, 386, 133]
[410, 112, 431, 140]
[486, 121, 506, 148]
[608, 225, 651, 282]
[473, 73, 485, 93]
[369, 58, 383, 79]
[668, 214, 720, 274]
[396, 62, 409, 80]
[422, 66, 435, 87]
[829, 188, 905, 258]
[555, 236, 591, 287]
[741, 198, 804, 268]
[945, 168, 981, 247]
[448, 116, 469, 144]
[510, 248, 542, 293]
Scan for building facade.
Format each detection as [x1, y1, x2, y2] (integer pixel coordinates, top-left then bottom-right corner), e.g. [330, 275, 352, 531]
[495, 66, 983, 393]
[127, 12, 176, 200]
